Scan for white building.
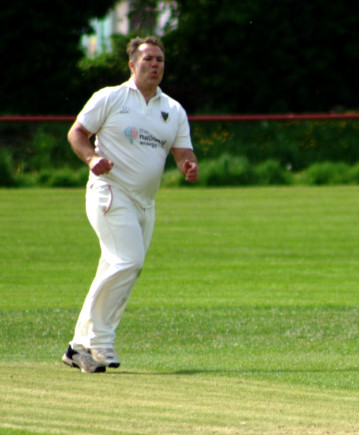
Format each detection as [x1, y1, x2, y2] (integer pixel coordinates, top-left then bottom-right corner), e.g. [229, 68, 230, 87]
[82, 1, 177, 56]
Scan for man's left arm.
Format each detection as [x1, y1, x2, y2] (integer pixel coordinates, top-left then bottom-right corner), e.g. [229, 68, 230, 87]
[172, 148, 199, 183]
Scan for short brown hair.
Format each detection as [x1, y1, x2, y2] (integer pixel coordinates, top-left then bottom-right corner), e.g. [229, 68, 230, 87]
[126, 36, 165, 62]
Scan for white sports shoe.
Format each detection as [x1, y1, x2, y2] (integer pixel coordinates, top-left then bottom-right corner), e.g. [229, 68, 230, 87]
[90, 348, 120, 368]
[62, 346, 106, 373]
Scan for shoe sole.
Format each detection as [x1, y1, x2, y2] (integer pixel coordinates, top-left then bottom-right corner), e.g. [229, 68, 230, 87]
[62, 354, 106, 373]
[108, 362, 120, 368]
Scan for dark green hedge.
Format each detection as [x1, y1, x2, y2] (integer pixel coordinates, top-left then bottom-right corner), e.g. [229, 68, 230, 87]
[187, 119, 359, 171]
[1, 119, 359, 187]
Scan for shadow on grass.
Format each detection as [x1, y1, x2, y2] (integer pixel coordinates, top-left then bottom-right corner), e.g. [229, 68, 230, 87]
[107, 367, 359, 376]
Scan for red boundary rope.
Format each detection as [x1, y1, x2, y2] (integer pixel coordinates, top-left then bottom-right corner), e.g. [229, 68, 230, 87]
[0, 113, 359, 123]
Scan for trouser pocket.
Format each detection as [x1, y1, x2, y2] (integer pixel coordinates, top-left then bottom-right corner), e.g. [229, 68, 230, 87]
[87, 182, 113, 215]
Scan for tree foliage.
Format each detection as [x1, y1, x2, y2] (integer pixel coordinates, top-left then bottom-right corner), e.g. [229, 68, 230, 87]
[1, 0, 359, 114]
[161, 0, 359, 113]
[0, 0, 117, 114]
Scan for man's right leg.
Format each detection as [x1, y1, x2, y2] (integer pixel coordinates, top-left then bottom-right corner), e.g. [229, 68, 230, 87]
[68, 183, 153, 367]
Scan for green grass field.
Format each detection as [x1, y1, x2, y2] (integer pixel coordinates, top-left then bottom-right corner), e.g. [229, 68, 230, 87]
[1, 186, 359, 434]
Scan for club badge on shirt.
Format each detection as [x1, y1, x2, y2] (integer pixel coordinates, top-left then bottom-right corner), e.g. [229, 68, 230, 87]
[161, 111, 169, 123]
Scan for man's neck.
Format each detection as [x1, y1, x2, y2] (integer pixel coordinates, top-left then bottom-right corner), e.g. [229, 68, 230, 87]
[133, 78, 158, 104]
[139, 86, 157, 104]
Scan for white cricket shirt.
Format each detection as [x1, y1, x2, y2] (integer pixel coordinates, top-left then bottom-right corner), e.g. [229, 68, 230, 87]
[77, 77, 193, 207]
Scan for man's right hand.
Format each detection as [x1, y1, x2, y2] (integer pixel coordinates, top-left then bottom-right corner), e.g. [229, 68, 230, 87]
[68, 121, 114, 176]
[88, 155, 114, 176]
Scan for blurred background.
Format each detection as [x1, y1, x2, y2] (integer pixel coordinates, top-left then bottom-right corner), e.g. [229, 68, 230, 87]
[1, 0, 359, 187]
[2, 0, 359, 114]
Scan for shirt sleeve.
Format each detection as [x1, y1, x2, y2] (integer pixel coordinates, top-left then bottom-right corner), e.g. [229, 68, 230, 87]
[77, 88, 113, 134]
[171, 106, 193, 150]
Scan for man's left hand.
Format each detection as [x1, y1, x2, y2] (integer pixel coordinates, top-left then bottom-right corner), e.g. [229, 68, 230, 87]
[183, 160, 199, 183]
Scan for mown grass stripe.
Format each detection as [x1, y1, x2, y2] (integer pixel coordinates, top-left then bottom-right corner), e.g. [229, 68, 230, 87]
[1, 187, 359, 433]
[2, 363, 359, 433]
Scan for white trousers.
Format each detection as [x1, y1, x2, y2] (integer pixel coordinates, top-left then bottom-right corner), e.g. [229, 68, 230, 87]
[71, 181, 155, 352]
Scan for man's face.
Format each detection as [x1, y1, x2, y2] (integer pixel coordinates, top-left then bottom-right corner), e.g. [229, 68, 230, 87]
[129, 43, 165, 90]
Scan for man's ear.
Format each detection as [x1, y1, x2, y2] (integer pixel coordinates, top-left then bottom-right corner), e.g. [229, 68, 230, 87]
[129, 60, 135, 75]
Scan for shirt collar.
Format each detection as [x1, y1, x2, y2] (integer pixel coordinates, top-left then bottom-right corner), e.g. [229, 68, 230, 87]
[127, 77, 162, 99]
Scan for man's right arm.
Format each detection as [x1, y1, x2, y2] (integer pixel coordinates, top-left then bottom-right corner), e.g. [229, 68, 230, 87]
[67, 121, 113, 176]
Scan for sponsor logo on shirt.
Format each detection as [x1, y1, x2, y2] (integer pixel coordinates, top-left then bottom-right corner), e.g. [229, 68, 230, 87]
[124, 126, 139, 144]
[139, 128, 167, 149]
[124, 126, 166, 149]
